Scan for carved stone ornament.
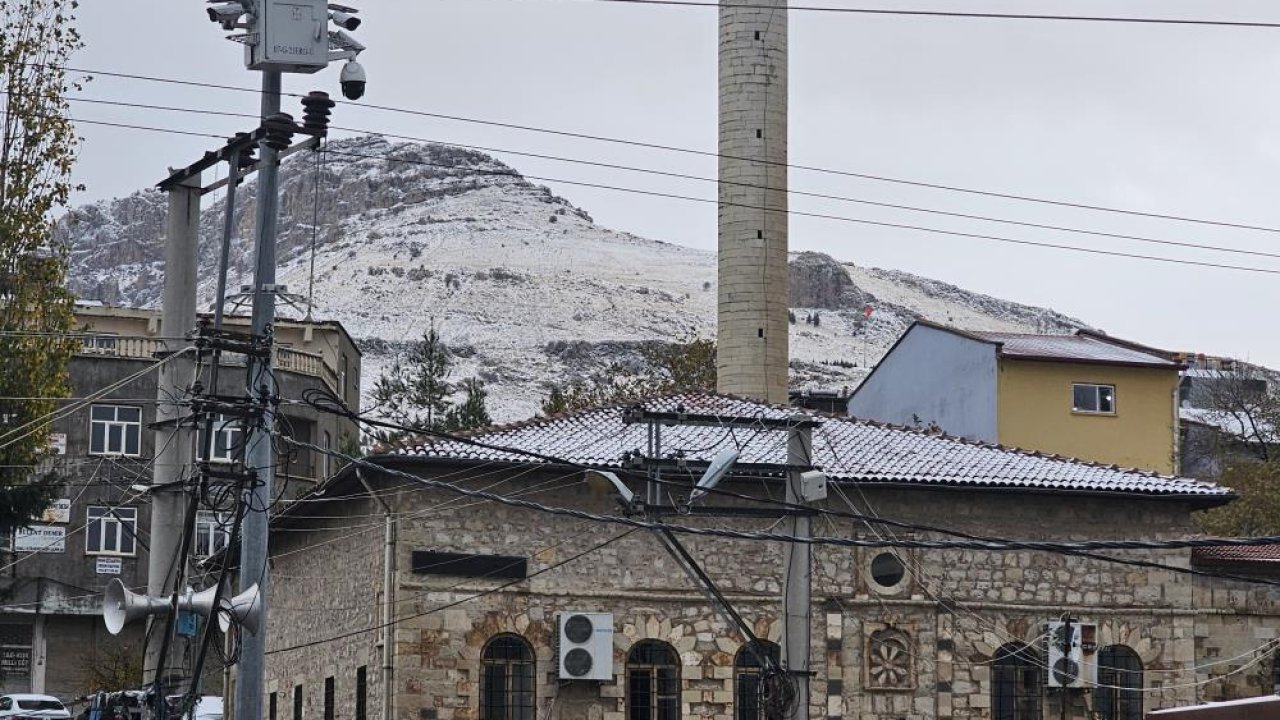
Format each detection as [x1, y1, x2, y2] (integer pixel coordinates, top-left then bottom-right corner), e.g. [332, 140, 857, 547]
[865, 627, 914, 691]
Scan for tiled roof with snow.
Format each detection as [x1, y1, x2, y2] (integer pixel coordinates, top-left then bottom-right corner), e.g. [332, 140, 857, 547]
[391, 393, 1228, 499]
[968, 331, 1178, 368]
[1193, 545, 1280, 564]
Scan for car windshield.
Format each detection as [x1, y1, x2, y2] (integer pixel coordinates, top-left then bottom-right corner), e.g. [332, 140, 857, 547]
[17, 700, 64, 711]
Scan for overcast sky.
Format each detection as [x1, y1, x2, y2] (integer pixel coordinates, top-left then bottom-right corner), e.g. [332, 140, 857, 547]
[69, 0, 1280, 365]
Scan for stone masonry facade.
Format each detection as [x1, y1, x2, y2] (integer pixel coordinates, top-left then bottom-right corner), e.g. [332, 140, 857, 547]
[261, 462, 1280, 720]
[717, 0, 790, 404]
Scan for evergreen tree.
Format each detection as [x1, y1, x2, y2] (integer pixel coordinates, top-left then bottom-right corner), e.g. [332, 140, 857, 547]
[443, 378, 492, 432]
[372, 327, 492, 440]
[0, 0, 83, 529]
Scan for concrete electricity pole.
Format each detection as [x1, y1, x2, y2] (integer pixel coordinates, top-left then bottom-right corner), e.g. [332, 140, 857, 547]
[202, 4, 369, 719]
[782, 416, 813, 720]
[235, 68, 282, 720]
[144, 173, 201, 688]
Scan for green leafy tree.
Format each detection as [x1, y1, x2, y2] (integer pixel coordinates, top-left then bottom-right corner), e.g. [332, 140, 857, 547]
[1197, 462, 1280, 536]
[0, 0, 83, 530]
[540, 338, 716, 415]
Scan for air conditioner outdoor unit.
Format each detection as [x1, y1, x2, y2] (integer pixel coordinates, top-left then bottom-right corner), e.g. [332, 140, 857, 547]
[558, 612, 614, 681]
[1046, 620, 1098, 689]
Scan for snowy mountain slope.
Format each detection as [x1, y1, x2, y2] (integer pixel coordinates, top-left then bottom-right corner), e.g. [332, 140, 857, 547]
[59, 135, 1088, 421]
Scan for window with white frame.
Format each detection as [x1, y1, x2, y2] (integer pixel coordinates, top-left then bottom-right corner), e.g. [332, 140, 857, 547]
[1072, 384, 1116, 414]
[89, 405, 142, 456]
[81, 334, 117, 352]
[193, 511, 230, 558]
[86, 506, 137, 556]
[198, 414, 242, 463]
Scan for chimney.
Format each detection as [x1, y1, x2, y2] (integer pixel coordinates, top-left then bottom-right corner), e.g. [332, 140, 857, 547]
[716, 0, 788, 403]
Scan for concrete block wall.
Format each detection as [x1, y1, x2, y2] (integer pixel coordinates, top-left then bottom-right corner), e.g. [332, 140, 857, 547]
[717, 0, 790, 404]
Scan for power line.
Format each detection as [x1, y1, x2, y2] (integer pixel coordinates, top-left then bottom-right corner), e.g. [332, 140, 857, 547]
[285, 436, 1280, 553]
[51, 93, 1280, 263]
[571, 0, 1280, 29]
[61, 64, 1280, 235]
[326, 147, 1280, 276]
[265, 528, 637, 654]
[70, 113, 1275, 276]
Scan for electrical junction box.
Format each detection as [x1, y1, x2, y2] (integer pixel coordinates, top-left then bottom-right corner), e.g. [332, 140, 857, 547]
[558, 612, 614, 681]
[246, 0, 329, 73]
[799, 470, 828, 502]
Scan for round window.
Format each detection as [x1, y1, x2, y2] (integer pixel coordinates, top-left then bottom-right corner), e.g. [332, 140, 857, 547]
[870, 552, 906, 589]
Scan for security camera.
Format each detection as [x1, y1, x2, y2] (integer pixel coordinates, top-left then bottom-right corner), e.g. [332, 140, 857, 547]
[330, 10, 361, 30]
[206, 1, 245, 29]
[339, 59, 366, 100]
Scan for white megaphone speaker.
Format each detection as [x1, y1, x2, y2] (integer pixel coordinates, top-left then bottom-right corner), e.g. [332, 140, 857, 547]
[181, 585, 220, 617]
[102, 578, 170, 635]
[218, 583, 262, 636]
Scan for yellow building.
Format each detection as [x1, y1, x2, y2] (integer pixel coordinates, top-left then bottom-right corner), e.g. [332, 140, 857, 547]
[848, 321, 1182, 474]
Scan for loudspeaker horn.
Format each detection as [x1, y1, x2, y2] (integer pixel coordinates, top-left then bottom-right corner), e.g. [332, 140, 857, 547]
[218, 583, 262, 636]
[180, 584, 220, 618]
[102, 578, 169, 635]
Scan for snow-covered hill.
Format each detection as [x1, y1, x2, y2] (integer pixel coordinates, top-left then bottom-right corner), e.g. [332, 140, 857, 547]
[58, 135, 1085, 421]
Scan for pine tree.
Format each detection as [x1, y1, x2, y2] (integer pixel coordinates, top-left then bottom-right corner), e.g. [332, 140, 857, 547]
[0, 0, 83, 529]
[443, 378, 492, 432]
[372, 327, 492, 440]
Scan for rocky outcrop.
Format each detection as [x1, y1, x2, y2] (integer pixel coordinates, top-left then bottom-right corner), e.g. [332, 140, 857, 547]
[788, 251, 875, 310]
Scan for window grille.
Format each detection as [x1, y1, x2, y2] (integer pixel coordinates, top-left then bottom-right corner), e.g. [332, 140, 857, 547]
[993, 643, 1041, 720]
[734, 641, 780, 720]
[627, 641, 680, 720]
[480, 635, 535, 720]
[1096, 645, 1142, 720]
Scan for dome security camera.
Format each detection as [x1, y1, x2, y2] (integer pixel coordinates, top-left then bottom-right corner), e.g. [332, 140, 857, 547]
[340, 59, 366, 100]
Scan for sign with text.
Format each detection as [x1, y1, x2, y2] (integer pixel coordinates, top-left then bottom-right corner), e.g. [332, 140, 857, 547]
[14, 525, 64, 553]
[0, 647, 31, 676]
[40, 498, 71, 524]
[95, 557, 122, 575]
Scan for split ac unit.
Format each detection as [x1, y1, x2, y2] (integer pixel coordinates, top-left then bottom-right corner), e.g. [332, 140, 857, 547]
[557, 612, 614, 681]
[1045, 620, 1098, 689]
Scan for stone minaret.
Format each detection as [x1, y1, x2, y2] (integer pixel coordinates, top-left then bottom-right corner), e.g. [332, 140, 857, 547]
[716, 0, 788, 403]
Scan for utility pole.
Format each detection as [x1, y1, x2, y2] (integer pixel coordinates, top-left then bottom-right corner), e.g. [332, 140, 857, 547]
[145, 173, 201, 693]
[235, 67, 282, 720]
[623, 408, 820, 720]
[782, 415, 813, 720]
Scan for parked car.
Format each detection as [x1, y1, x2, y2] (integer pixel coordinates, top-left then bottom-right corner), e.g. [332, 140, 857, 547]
[0, 694, 71, 719]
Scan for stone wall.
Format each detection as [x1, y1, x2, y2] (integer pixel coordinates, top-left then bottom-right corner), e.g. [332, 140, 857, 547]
[263, 462, 1260, 720]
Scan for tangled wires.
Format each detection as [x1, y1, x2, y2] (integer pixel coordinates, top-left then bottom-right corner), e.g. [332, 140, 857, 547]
[760, 664, 797, 720]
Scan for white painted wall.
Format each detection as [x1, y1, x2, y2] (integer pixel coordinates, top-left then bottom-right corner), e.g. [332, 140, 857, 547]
[847, 325, 999, 441]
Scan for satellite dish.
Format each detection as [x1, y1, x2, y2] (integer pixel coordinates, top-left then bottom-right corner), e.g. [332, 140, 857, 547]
[688, 448, 739, 504]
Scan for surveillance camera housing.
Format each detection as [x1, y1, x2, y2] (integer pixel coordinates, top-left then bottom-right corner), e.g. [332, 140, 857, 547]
[339, 59, 366, 100]
[207, 1, 245, 29]
[330, 10, 361, 30]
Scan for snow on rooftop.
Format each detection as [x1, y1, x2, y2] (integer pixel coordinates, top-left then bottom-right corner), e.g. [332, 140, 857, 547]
[969, 330, 1177, 367]
[390, 393, 1228, 499]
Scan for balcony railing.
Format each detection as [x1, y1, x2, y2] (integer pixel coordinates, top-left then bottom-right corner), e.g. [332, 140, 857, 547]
[77, 336, 341, 394]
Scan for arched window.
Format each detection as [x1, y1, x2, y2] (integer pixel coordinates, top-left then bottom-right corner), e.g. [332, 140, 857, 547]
[992, 642, 1041, 720]
[734, 641, 780, 720]
[628, 640, 680, 720]
[1097, 645, 1142, 720]
[480, 635, 535, 720]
